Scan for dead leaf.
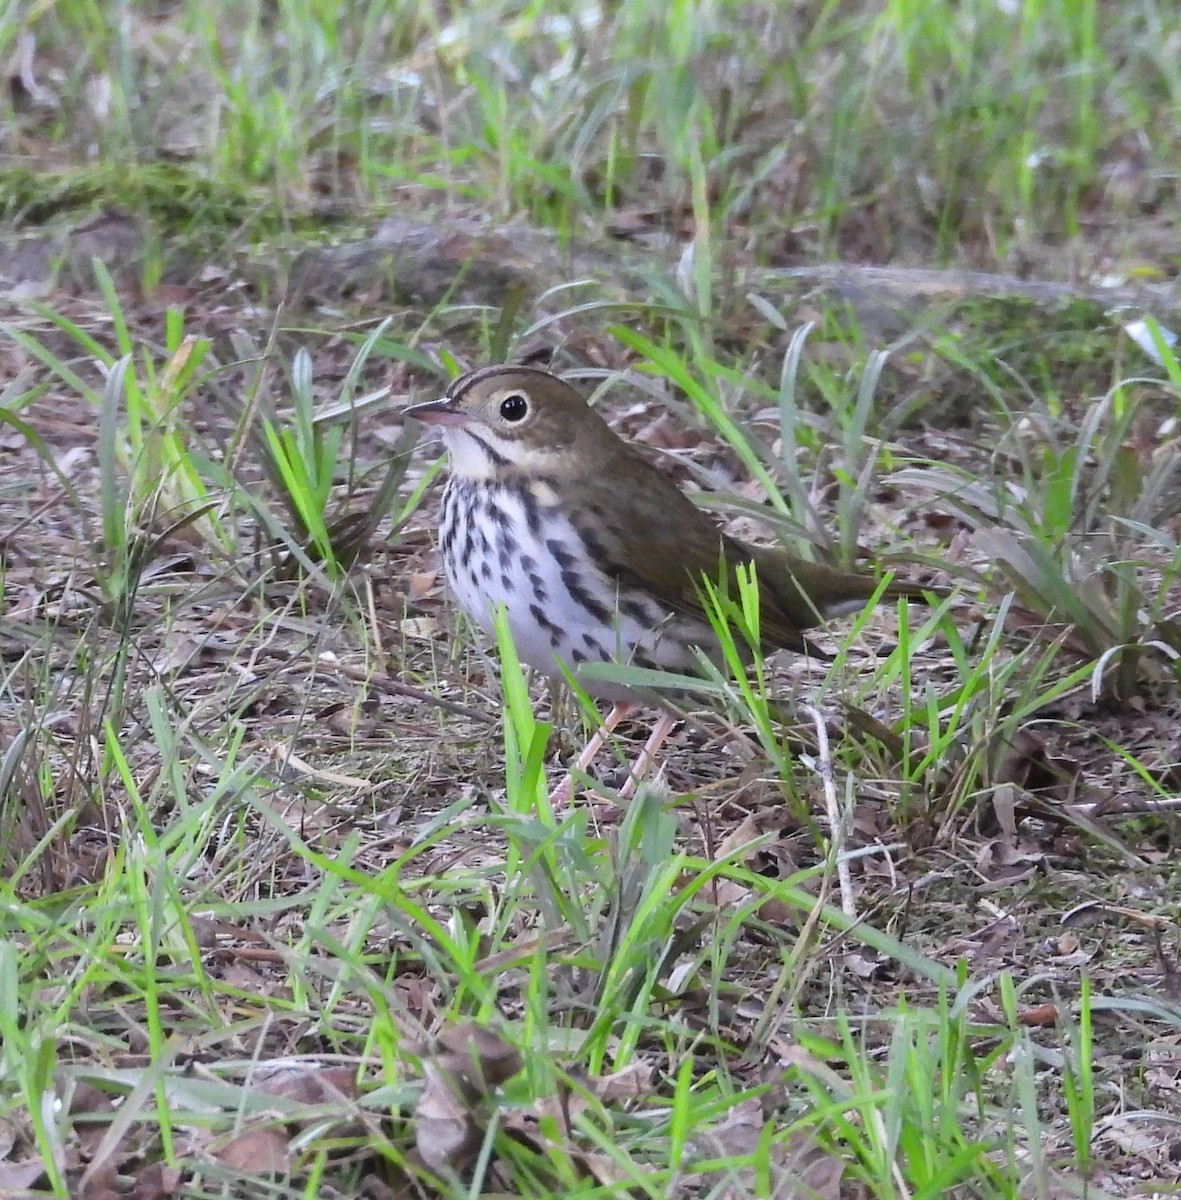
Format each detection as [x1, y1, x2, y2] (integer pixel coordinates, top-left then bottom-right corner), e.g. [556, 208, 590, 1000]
[256, 1064, 359, 1108]
[713, 814, 762, 862]
[772, 1134, 847, 1200]
[214, 1124, 291, 1175]
[989, 728, 1082, 818]
[78, 1160, 121, 1200]
[1045, 931, 1081, 956]
[415, 1060, 482, 1174]
[691, 1099, 847, 1199]
[399, 616, 440, 639]
[1018, 1004, 1060, 1027]
[0, 1157, 48, 1195]
[842, 951, 885, 979]
[500, 1109, 639, 1189]
[218, 961, 270, 992]
[976, 917, 1018, 961]
[413, 1022, 522, 1174]
[68, 1081, 119, 1156]
[707, 878, 749, 909]
[974, 837, 1044, 884]
[407, 569, 438, 601]
[596, 1061, 654, 1102]
[128, 1162, 181, 1200]
[692, 1095, 765, 1158]
[433, 1022, 523, 1095]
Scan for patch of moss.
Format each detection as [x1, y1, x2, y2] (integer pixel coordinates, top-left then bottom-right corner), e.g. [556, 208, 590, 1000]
[0, 162, 329, 240]
[815, 295, 1125, 427]
[946, 295, 1118, 386]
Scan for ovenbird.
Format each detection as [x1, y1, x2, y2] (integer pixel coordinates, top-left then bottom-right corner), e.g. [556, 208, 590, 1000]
[407, 365, 937, 798]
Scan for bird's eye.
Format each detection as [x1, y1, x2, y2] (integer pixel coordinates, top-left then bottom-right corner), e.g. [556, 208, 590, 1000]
[499, 392, 529, 423]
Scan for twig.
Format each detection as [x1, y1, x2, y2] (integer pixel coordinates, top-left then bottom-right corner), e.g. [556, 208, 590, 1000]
[1071, 796, 1181, 816]
[803, 703, 855, 920]
[336, 664, 497, 724]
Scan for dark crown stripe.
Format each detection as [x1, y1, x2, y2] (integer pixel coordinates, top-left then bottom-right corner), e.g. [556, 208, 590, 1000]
[446, 363, 550, 401]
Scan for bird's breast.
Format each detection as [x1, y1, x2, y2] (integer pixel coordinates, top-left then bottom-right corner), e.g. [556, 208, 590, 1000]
[438, 479, 712, 695]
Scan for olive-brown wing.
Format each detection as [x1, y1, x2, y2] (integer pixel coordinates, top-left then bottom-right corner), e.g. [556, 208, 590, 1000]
[568, 442, 818, 653]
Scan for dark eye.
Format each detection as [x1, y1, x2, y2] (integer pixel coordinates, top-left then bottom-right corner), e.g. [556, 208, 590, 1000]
[499, 392, 529, 422]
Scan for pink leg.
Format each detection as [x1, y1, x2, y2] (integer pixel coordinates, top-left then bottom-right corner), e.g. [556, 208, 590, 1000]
[548, 701, 636, 805]
[618, 710, 679, 801]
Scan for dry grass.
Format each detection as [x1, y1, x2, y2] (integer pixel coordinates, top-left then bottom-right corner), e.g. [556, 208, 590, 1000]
[1, 2, 1180, 1198]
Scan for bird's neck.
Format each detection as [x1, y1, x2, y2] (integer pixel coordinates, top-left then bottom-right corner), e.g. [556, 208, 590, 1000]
[444, 429, 565, 485]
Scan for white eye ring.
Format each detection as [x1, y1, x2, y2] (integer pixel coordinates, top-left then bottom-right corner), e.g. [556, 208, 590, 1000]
[499, 393, 529, 422]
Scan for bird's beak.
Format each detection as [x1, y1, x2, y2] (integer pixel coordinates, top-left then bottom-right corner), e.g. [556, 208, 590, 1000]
[404, 397, 470, 427]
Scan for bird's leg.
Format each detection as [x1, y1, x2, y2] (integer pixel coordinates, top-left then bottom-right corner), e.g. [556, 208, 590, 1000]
[618, 710, 679, 802]
[548, 701, 636, 805]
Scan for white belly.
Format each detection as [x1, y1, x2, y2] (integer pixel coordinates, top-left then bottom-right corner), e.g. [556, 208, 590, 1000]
[441, 480, 702, 697]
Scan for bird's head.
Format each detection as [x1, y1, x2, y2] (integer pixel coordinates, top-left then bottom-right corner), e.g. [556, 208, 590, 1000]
[405, 365, 608, 480]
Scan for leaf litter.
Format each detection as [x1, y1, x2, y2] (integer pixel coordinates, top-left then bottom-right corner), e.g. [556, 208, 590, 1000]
[0, 270, 1179, 1196]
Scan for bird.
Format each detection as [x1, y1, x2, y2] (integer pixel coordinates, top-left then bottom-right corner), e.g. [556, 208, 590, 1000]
[406, 364, 940, 802]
